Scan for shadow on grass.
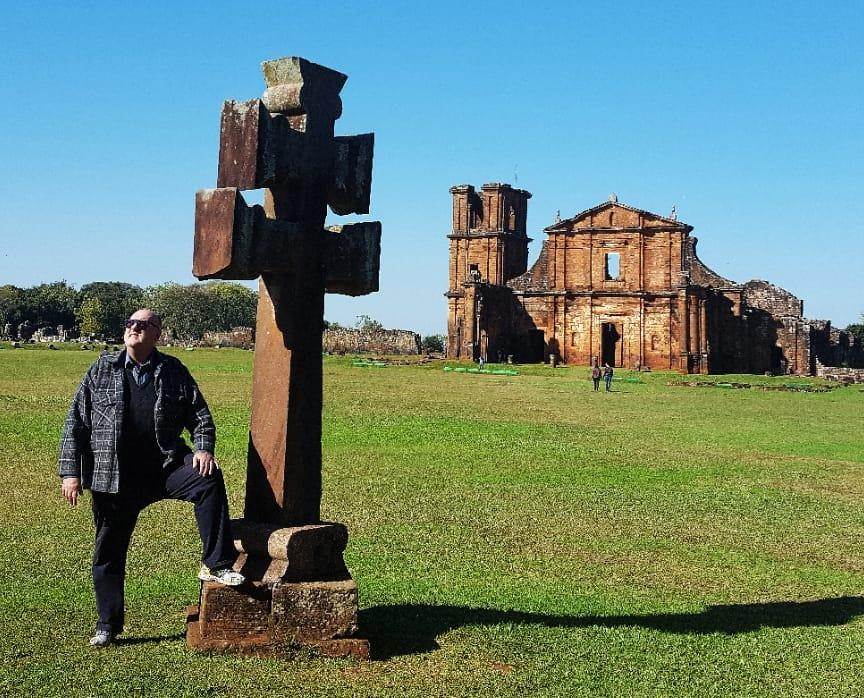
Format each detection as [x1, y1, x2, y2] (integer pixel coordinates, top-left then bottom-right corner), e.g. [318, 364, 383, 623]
[361, 597, 864, 659]
[115, 633, 184, 646]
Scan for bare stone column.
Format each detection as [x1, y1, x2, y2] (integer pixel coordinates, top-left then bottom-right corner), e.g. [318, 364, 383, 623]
[678, 290, 690, 372]
[699, 298, 709, 373]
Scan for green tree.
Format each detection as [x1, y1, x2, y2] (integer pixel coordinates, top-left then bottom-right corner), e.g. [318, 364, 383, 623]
[78, 281, 144, 338]
[29, 281, 78, 330]
[846, 321, 864, 344]
[75, 297, 104, 337]
[144, 283, 210, 342]
[205, 282, 257, 331]
[0, 285, 30, 328]
[421, 334, 445, 353]
[355, 314, 384, 332]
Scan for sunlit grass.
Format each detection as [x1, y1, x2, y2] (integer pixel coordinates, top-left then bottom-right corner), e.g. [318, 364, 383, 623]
[1, 347, 862, 697]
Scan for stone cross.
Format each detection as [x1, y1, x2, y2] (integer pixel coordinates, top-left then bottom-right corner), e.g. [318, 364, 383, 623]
[187, 57, 378, 657]
[193, 57, 380, 526]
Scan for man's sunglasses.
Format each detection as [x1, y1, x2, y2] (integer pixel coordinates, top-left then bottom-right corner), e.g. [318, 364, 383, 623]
[125, 319, 160, 331]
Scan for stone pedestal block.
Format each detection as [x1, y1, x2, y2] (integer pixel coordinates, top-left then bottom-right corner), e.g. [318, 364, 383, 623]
[272, 579, 359, 642]
[186, 519, 367, 658]
[198, 581, 270, 637]
[186, 579, 368, 657]
[187, 582, 272, 651]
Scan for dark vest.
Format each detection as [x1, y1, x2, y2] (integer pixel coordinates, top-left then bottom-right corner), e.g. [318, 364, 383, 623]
[119, 370, 163, 492]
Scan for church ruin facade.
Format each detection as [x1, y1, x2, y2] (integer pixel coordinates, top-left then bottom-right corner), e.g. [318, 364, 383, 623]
[445, 183, 855, 375]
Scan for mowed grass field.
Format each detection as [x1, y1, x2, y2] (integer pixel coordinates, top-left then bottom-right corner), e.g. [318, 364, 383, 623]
[1, 346, 863, 697]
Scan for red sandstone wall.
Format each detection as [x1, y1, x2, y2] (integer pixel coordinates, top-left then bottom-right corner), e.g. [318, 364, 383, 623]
[528, 205, 689, 369]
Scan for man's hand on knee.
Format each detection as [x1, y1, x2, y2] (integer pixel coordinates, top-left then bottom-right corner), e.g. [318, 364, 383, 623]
[191, 450, 218, 476]
[61, 477, 82, 506]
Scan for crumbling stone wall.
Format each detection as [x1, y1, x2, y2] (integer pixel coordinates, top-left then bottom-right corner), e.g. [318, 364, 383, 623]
[452, 194, 702, 369]
[323, 327, 421, 355]
[740, 281, 810, 374]
[810, 320, 864, 369]
[815, 359, 864, 384]
[201, 327, 254, 349]
[741, 280, 803, 318]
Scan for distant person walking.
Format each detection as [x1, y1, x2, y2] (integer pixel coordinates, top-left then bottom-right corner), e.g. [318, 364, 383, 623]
[603, 363, 614, 392]
[591, 364, 601, 391]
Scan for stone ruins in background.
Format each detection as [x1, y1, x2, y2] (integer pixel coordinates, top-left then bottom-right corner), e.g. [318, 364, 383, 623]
[446, 184, 861, 375]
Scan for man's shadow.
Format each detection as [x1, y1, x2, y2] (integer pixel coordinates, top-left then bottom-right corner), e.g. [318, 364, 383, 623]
[361, 597, 864, 660]
[115, 633, 184, 646]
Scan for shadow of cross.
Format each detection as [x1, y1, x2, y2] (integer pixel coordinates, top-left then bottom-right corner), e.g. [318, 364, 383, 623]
[361, 597, 864, 660]
[193, 57, 380, 526]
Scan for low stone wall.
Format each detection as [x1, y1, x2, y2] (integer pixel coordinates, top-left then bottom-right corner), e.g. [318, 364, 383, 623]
[201, 327, 254, 349]
[323, 327, 421, 355]
[815, 359, 864, 385]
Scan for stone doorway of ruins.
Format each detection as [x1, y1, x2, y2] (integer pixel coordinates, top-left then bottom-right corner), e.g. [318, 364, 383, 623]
[601, 322, 622, 367]
[526, 329, 545, 363]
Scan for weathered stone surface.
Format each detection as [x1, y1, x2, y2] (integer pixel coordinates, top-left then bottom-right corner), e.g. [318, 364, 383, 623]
[815, 360, 864, 384]
[186, 605, 272, 653]
[201, 327, 254, 349]
[194, 187, 379, 293]
[271, 579, 359, 642]
[261, 56, 347, 119]
[232, 520, 347, 559]
[324, 221, 381, 296]
[323, 327, 421, 355]
[309, 638, 370, 659]
[198, 581, 271, 636]
[187, 603, 368, 658]
[215, 99, 372, 216]
[231, 520, 350, 583]
[188, 576, 366, 654]
[328, 134, 374, 216]
[194, 187, 301, 280]
[810, 320, 864, 369]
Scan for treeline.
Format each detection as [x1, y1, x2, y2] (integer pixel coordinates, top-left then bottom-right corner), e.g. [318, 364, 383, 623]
[0, 281, 257, 342]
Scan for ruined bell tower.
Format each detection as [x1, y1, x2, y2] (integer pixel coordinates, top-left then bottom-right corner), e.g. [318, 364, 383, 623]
[447, 183, 532, 287]
[446, 182, 532, 359]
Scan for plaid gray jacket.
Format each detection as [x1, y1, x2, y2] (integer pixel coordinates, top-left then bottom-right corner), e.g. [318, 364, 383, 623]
[57, 349, 216, 493]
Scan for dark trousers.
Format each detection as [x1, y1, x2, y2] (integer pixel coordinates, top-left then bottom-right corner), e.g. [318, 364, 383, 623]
[605, 375, 613, 391]
[593, 377, 600, 391]
[91, 461, 236, 633]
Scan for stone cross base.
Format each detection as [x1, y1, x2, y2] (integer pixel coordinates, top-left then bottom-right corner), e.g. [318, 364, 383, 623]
[185, 519, 368, 658]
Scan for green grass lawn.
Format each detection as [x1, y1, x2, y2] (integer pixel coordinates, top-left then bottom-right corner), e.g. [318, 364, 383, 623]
[1, 347, 862, 697]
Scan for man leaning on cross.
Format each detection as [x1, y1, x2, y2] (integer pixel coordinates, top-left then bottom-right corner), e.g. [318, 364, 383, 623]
[58, 309, 244, 647]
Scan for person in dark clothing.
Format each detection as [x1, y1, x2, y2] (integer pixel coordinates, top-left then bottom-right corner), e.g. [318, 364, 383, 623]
[603, 362, 614, 392]
[58, 309, 244, 647]
[591, 364, 602, 391]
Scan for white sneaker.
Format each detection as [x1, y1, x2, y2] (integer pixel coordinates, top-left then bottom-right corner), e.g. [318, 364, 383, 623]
[198, 565, 245, 586]
[89, 630, 118, 647]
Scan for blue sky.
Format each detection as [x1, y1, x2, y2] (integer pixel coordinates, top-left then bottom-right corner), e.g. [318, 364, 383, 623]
[1, 1, 861, 335]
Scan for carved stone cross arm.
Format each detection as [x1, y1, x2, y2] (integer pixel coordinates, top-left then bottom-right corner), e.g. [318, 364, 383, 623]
[217, 99, 375, 216]
[195, 56, 380, 296]
[193, 187, 380, 296]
